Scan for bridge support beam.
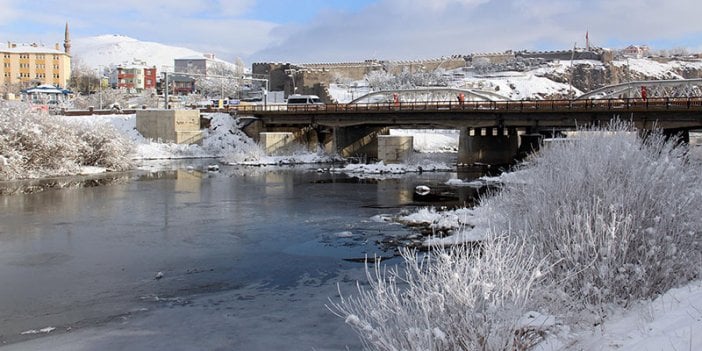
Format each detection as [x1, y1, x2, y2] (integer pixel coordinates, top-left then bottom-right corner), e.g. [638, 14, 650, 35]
[458, 127, 519, 165]
[333, 126, 389, 159]
[378, 135, 414, 164]
[253, 126, 330, 154]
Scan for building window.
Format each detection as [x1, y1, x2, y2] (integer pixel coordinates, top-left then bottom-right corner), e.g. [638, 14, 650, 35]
[54, 64, 59, 69]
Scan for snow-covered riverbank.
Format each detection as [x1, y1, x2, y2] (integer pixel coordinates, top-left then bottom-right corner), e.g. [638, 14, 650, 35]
[3, 106, 701, 350]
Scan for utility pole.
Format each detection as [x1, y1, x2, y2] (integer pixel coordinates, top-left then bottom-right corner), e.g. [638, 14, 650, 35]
[570, 42, 576, 97]
[163, 72, 169, 109]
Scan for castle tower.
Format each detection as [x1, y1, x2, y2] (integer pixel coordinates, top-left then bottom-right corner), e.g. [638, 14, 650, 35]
[63, 21, 71, 55]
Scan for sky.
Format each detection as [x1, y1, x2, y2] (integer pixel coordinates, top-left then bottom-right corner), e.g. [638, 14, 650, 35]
[1, 0, 702, 64]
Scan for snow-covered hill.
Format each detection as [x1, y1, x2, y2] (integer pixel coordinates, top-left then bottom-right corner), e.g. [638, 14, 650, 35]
[329, 57, 702, 103]
[72, 35, 226, 72]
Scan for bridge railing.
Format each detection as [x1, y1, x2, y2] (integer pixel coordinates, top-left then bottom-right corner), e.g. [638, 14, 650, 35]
[214, 97, 702, 114]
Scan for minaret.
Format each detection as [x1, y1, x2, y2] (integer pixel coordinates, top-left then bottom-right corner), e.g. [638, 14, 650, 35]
[63, 22, 71, 55]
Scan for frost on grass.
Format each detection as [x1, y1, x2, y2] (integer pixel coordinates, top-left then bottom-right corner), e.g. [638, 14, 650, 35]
[0, 103, 133, 180]
[329, 234, 550, 351]
[332, 120, 702, 350]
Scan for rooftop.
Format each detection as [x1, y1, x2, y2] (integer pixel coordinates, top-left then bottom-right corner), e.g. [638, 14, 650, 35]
[1, 42, 66, 54]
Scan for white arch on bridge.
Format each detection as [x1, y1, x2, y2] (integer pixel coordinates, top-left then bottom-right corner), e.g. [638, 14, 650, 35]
[577, 78, 702, 99]
[348, 87, 511, 104]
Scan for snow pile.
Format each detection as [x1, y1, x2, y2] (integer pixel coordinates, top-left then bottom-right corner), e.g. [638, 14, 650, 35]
[331, 120, 702, 350]
[62, 112, 331, 165]
[0, 104, 133, 181]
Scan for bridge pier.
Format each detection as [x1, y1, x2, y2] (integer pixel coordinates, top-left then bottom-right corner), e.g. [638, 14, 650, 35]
[332, 126, 389, 159]
[378, 135, 414, 164]
[458, 127, 519, 165]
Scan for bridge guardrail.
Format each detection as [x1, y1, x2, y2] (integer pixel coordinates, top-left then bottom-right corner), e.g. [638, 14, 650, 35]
[218, 97, 702, 114]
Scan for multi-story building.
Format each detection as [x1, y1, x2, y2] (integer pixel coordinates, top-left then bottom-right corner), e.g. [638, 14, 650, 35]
[117, 62, 157, 92]
[1, 23, 72, 92]
[169, 74, 196, 95]
[174, 53, 217, 76]
[621, 45, 650, 59]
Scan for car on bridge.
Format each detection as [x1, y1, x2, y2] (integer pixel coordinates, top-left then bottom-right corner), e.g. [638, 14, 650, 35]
[286, 94, 325, 111]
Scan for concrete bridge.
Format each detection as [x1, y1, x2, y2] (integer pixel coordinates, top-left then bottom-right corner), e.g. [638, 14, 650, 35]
[236, 96, 702, 165]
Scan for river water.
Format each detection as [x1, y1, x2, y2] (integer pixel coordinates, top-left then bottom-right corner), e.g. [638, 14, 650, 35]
[0, 161, 485, 350]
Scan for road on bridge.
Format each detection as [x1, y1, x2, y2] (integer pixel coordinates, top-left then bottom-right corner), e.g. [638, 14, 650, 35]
[222, 97, 702, 130]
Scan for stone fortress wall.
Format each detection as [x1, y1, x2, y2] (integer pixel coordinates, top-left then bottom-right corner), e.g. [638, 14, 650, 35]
[252, 49, 609, 102]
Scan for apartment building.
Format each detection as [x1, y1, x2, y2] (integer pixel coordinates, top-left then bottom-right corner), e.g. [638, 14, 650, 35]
[1, 23, 72, 91]
[117, 63, 157, 92]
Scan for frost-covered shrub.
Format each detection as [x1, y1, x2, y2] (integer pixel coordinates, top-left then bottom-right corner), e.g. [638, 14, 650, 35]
[332, 120, 702, 349]
[73, 121, 134, 171]
[329, 233, 549, 351]
[0, 103, 134, 180]
[484, 121, 702, 307]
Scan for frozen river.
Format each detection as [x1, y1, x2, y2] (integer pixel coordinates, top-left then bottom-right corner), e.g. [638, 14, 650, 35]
[0, 162, 477, 350]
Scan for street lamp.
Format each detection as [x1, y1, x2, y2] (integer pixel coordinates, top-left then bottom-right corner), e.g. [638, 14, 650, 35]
[97, 65, 103, 110]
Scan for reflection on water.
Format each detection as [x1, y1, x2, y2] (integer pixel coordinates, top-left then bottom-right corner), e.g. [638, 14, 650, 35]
[0, 173, 131, 196]
[0, 161, 492, 346]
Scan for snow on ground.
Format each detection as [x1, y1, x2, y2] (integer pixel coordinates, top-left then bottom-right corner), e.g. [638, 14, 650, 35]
[389, 129, 458, 152]
[536, 279, 702, 351]
[457, 71, 578, 99]
[61, 112, 458, 176]
[610, 58, 702, 80]
[62, 113, 338, 166]
[327, 83, 373, 103]
[328, 67, 578, 102]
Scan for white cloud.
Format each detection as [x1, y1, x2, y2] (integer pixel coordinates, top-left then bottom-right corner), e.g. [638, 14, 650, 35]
[2, 0, 701, 65]
[251, 0, 702, 62]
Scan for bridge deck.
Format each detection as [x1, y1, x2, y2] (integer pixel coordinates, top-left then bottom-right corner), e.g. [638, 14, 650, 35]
[219, 97, 702, 129]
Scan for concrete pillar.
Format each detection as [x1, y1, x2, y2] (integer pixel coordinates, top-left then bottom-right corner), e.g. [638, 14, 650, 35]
[378, 135, 413, 164]
[259, 132, 295, 155]
[458, 127, 519, 165]
[136, 109, 202, 144]
[332, 126, 388, 158]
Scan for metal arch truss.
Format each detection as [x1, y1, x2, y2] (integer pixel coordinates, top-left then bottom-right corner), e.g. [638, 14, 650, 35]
[578, 78, 702, 100]
[348, 87, 511, 104]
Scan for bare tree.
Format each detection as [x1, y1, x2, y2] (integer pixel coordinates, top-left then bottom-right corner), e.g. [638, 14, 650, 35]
[69, 58, 100, 94]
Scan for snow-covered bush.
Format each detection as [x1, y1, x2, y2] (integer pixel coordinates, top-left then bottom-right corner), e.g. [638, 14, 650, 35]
[485, 121, 702, 307]
[0, 103, 133, 180]
[329, 234, 549, 351]
[332, 120, 702, 349]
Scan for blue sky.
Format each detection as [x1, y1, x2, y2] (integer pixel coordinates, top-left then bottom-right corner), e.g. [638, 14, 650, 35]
[1, 0, 701, 63]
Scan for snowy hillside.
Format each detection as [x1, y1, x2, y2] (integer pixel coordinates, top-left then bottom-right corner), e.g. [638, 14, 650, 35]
[72, 35, 233, 72]
[328, 56, 702, 103]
